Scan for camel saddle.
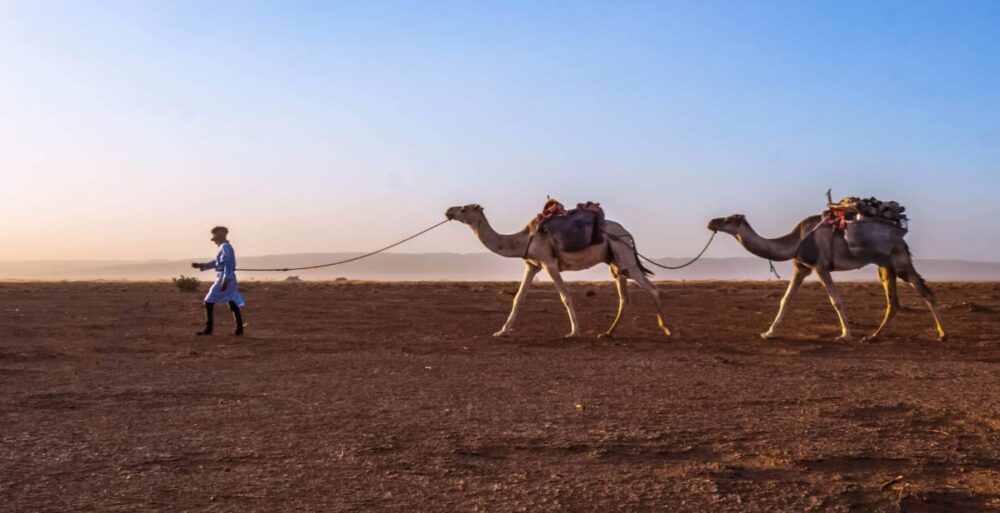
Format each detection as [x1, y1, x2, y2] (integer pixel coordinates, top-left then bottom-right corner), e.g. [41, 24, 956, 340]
[535, 198, 606, 253]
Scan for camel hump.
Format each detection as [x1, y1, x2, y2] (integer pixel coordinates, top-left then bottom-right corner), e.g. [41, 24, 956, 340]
[536, 200, 606, 253]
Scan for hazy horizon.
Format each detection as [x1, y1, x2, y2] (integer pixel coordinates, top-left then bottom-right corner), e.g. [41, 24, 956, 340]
[3, 1, 999, 263]
[3, 248, 1000, 265]
[3, 251, 999, 282]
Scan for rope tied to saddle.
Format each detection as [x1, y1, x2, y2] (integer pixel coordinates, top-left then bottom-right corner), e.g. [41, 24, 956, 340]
[235, 219, 451, 272]
[761, 211, 836, 280]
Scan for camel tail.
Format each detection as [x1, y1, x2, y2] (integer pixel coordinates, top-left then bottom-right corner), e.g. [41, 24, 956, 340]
[627, 236, 655, 276]
[898, 241, 937, 302]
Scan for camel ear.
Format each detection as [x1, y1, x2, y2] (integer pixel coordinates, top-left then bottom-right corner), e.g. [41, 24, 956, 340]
[474, 204, 483, 211]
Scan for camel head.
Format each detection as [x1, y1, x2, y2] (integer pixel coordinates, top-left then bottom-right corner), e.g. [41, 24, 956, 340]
[707, 214, 746, 235]
[445, 204, 485, 225]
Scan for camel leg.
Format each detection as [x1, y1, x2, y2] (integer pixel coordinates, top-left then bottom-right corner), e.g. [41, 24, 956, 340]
[600, 265, 630, 338]
[761, 262, 812, 339]
[815, 269, 853, 341]
[494, 263, 540, 337]
[543, 264, 581, 338]
[865, 266, 900, 342]
[605, 235, 670, 337]
[629, 271, 672, 337]
[897, 261, 946, 340]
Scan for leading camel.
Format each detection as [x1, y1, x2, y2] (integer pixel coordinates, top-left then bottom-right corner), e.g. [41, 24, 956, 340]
[707, 213, 946, 342]
[445, 204, 671, 338]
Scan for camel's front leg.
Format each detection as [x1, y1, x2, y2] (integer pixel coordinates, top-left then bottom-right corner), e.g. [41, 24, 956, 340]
[816, 269, 852, 341]
[865, 266, 900, 342]
[494, 263, 540, 337]
[761, 262, 811, 339]
[543, 265, 581, 338]
[601, 266, 629, 338]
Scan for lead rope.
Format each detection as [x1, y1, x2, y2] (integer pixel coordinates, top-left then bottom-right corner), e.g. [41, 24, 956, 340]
[235, 219, 452, 272]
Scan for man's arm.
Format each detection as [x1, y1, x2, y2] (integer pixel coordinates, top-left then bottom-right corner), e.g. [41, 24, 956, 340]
[191, 261, 216, 271]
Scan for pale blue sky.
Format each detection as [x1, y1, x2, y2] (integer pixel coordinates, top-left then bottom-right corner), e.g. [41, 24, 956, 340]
[1, 1, 998, 261]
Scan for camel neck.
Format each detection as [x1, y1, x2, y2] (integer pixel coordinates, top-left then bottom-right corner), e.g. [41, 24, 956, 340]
[472, 217, 532, 259]
[734, 221, 801, 262]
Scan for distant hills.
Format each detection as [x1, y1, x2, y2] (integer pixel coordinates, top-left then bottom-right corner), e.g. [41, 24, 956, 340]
[1, 253, 999, 281]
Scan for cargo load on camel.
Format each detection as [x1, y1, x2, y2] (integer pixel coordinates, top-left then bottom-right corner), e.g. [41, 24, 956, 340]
[533, 198, 606, 253]
[826, 196, 908, 258]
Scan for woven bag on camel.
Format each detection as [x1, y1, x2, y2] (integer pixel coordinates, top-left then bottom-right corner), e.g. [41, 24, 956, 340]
[534, 198, 606, 253]
[826, 196, 909, 258]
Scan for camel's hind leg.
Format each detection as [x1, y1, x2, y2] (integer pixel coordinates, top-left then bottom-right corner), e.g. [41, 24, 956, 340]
[601, 264, 630, 338]
[543, 264, 581, 338]
[629, 271, 672, 337]
[895, 253, 946, 340]
[494, 263, 540, 337]
[815, 269, 853, 341]
[761, 261, 812, 339]
[607, 235, 671, 337]
[865, 266, 900, 342]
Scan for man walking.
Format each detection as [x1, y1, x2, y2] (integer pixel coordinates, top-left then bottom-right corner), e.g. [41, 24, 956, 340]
[192, 226, 246, 336]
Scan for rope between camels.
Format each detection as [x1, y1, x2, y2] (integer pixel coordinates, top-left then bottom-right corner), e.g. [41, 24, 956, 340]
[235, 219, 452, 272]
[609, 231, 716, 270]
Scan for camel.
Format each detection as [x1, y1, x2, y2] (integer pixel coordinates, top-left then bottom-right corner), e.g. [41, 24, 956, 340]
[706, 213, 946, 342]
[445, 204, 672, 338]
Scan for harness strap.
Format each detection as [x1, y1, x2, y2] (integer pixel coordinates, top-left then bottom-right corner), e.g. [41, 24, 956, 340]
[522, 232, 535, 259]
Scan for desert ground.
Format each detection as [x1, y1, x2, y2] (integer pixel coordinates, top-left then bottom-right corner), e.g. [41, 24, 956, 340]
[0, 280, 998, 512]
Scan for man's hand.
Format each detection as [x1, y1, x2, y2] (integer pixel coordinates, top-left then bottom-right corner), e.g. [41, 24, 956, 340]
[190, 263, 200, 270]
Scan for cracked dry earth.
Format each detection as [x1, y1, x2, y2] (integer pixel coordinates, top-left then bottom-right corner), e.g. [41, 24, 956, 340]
[0, 280, 998, 512]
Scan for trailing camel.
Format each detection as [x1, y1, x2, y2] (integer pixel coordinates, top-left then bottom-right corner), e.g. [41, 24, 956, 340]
[707, 212, 946, 342]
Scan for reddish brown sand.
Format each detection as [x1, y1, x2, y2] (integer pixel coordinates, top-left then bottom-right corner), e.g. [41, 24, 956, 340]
[1, 281, 998, 512]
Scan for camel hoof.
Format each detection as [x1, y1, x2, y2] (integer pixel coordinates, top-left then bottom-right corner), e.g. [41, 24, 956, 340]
[493, 330, 510, 338]
[938, 333, 948, 342]
[861, 334, 879, 343]
[598, 333, 614, 339]
[835, 335, 854, 342]
[760, 331, 776, 340]
[564, 333, 580, 339]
